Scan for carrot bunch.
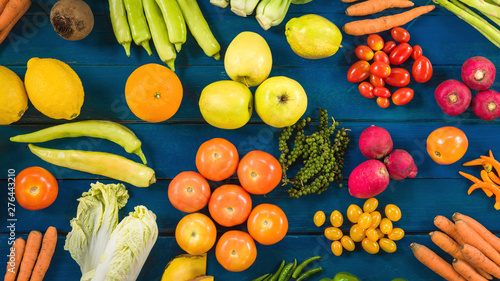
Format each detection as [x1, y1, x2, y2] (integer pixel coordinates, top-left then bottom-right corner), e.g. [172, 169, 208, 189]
[411, 213, 500, 281]
[0, 0, 32, 45]
[459, 150, 500, 210]
[4, 226, 57, 281]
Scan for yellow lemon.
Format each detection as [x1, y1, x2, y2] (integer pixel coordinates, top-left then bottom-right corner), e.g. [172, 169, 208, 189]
[25, 57, 84, 120]
[0, 66, 28, 125]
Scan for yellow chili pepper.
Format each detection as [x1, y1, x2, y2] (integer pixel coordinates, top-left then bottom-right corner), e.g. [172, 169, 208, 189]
[468, 182, 500, 210]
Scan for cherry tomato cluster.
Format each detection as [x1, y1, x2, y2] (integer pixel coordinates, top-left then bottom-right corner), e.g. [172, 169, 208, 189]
[347, 27, 433, 108]
[169, 138, 288, 272]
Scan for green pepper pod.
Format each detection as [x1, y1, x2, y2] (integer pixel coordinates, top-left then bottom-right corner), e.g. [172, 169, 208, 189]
[176, 0, 221, 60]
[28, 144, 156, 188]
[296, 266, 322, 281]
[252, 273, 271, 281]
[10, 120, 147, 165]
[123, 0, 153, 55]
[268, 260, 286, 281]
[155, 0, 186, 52]
[143, 0, 177, 70]
[278, 259, 296, 281]
[108, 0, 132, 56]
[292, 256, 321, 278]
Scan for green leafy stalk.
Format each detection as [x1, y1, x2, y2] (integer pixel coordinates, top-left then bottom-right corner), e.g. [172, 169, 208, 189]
[457, 0, 500, 19]
[483, 0, 500, 26]
[255, 0, 292, 30]
[230, 0, 261, 16]
[211, 0, 229, 7]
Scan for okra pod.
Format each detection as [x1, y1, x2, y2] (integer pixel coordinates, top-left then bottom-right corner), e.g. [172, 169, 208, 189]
[28, 144, 156, 188]
[10, 120, 147, 164]
[143, 0, 177, 70]
[155, 0, 186, 52]
[176, 0, 221, 60]
[123, 0, 153, 55]
[108, 0, 132, 56]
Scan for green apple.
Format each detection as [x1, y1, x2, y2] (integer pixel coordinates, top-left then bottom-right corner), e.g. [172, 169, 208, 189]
[254, 76, 307, 128]
[224, 31, 272, 87]
[199, 80, 253, 129]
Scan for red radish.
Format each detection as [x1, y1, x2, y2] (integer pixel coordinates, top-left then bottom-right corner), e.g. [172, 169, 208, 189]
[348, 159, 390, 198]
[408, 164, 418, 179]
[461, 56, 496, 91]
[471, 89, 500, 121]
[384, 149, 416, 180]
[358, 125, 393, 160]
[434, 79, 472, 116]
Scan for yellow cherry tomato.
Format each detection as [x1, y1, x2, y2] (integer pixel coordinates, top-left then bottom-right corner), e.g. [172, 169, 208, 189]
[314, 211, 326, 227]
[385, 204, 402, 222]
[325, 227, 343, 241]
[361, 238, 380, 254]
[331, 240, 343, 256]
[341, 235, 355, 252]
[387, 228, 405, 241]
[370, 211, 382, 228]
[363, 198, 379, 213]
[376, 228, 385, 239]
[330, 210, 343, 227]
[350, 224, 366, 242]
[365, 227, 379, 242]
[347, 204, 363, 223]
[357, 213, 372, 230]
[379, 238, 397, 253]
[380, 218, 393, 234]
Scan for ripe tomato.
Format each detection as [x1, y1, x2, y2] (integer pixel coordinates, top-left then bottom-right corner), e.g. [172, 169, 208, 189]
[373, 87, 391, 98]
[175, 213, 217, 255]
[389, 43, 412, 65]
[391, 27, 410, 43]
[355, 45, 374, 61]
[168, 171, 211, 213]
[427, 127, 468, 165]
[412, 56, 433, 83]
[392, 88, 414, 105]
[376, 97, 390, 108]
[370, 74, 385, 88]
[382, 41, 397, 54]
[412, 45, 423, 60]
[347, 61, 371, 83]
[358, 82, 374, 99]
[15, 167, 58, 211]
[247, 204, 288, 245]
[373, 51, 390, 65]
[216, 230, 257, 272]
[196, 138, 239, 181]
[384, 68, 410, 87]
[237, 150, 282, 195]
[208, 184, 252, 227]
[370, 62, 391, 78]
[367, 34, 384, 51]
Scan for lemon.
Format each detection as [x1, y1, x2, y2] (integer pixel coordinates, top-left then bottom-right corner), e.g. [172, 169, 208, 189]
[25, 57, 84, 120]
[0, 66, 28, 125]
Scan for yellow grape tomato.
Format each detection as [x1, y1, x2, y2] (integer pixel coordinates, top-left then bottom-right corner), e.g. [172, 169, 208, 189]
[376, 228, 385, 239]
[385, 204, 402, 221]
[370, 211, 382, 228]
[325, 227, 343, 241]
[361, 238, 380, 254]
[350, 224, 366, 242]
[331, 240, 343, 256]
[379, 238, 397, 253]
[363, 198, 379, 213]
[330, 210, 344, 227]
[357, 213, 372, 230]
[347, 204, 363, 223]
[341, 235, 355, 252]
[387, 228, 405, 241]
[380, 218, 393, 234]
[314, 211, 326, 227]
[365, 227, 379, 242]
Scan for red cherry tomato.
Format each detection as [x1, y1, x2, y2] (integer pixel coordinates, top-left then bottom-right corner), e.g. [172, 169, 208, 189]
[382, 41, 397, 54]
[389, 43, 412, 65]
[347, 61, 371, 83]
[391, 27, 410, 43]
[373, 87, 391, 98]
[412, 45, 423, 60]
[358, 82, 374, 99]
[373, 51, 390, 64]
[370, 62, 391, 78]
[412, 56, 433, 83]
[376, 97, 390, 108]
[384, 68, 410, 87]
[168, 171, 211, 213]
[370, 74, 385, 88]
[392, 88, 414, 105]
[237, 150, 282, 195]
[367, 34, 384, 51]
[355, 45, 374, 61]
[208, 184, 252, 227]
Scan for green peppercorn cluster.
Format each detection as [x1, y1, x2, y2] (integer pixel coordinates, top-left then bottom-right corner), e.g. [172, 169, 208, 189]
[278, 108, 350, 198]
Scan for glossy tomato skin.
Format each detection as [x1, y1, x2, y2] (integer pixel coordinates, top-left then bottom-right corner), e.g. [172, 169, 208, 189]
[382, 41, 397, 54]
[355, 45, 374, 61]
[196, 138, 239, 181]
[427, 127, 468, 165]
[358, 82, 375, 99]
[347, 61, 371, 83]
[373, 87, 391, 98]
[237, 151, 282, 195]
[412, 45, 423, 60]
[384, 68, 411, 87]
[175, 213, 217, 255]
[377, 97, 390, 108]
[15, 167, 58, 211]
[391, 27, 410, 43]
[216, 230, 257, 272]
[392, 88, 414, 105]
[389, 43, 412, 65]
[247, 204, 288, 245]
[412, 56, 433, 83]
[209, 184, 252, 227]
[370, 74, 385, 88]
[370, 62, 391, 78]
[373, 51, 390, 65]
[367, 34, 384, 51]
[168, 171, 211, 213]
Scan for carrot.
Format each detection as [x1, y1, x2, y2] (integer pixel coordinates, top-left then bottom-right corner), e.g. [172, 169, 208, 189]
[4, 237, 26, 281]
[434, 215, 466, 245]
[461, 244, 500, 279]
[462, 158, 484, 166]
[30, 226, 57, 281]
[410, 242, 466, 281]
[453, 258, 489, 281]
[453, 213, 500, 254]
[455, 219, 500, 266]
[459, 171, 493, 197]
[0, 0, 31, 30]
[0, 0, 30, 44]
[17, 230, 42, 281]
[346, 0, 414, 16]
[0, 0, 9, 14]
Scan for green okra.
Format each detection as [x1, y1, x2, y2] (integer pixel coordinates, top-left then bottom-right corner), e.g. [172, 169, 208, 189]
[155, 0, 187, 52]
[108, 0, 132, 56]
[123, 0, 153, 55]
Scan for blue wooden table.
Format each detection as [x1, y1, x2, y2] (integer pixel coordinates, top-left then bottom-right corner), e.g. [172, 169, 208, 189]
[1, 0, 500, 280]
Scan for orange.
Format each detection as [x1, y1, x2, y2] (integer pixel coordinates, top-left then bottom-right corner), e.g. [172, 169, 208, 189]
[125, 63, 183, 122]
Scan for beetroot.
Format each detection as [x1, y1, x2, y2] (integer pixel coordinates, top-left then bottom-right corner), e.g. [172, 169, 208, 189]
[471, 89, 500, 121]
[358, 125, 393, 160]
[434, 79, 471, 116]
[461, 56, 496, 91]
[384, 149, 415, 180]
[348, 159, 390, 198]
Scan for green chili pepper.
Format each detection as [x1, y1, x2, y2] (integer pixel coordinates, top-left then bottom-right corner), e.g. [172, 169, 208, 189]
[252, 273, 271, 281]
[292, 256, 321, 278]
[108, 0, 132, 56]
[143, 0, 177, 70]
[296, 266, 322, 281]
[123, 0, 153, 55]
[278, 259, 296, 281]
[10, 120, 147, 164]
[176, 0, 221, 60]
[268, 260, 286, 281]
[155, 0, 186, 52]
[28, 144, 156, 187]
[263, 274, 273, 281]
